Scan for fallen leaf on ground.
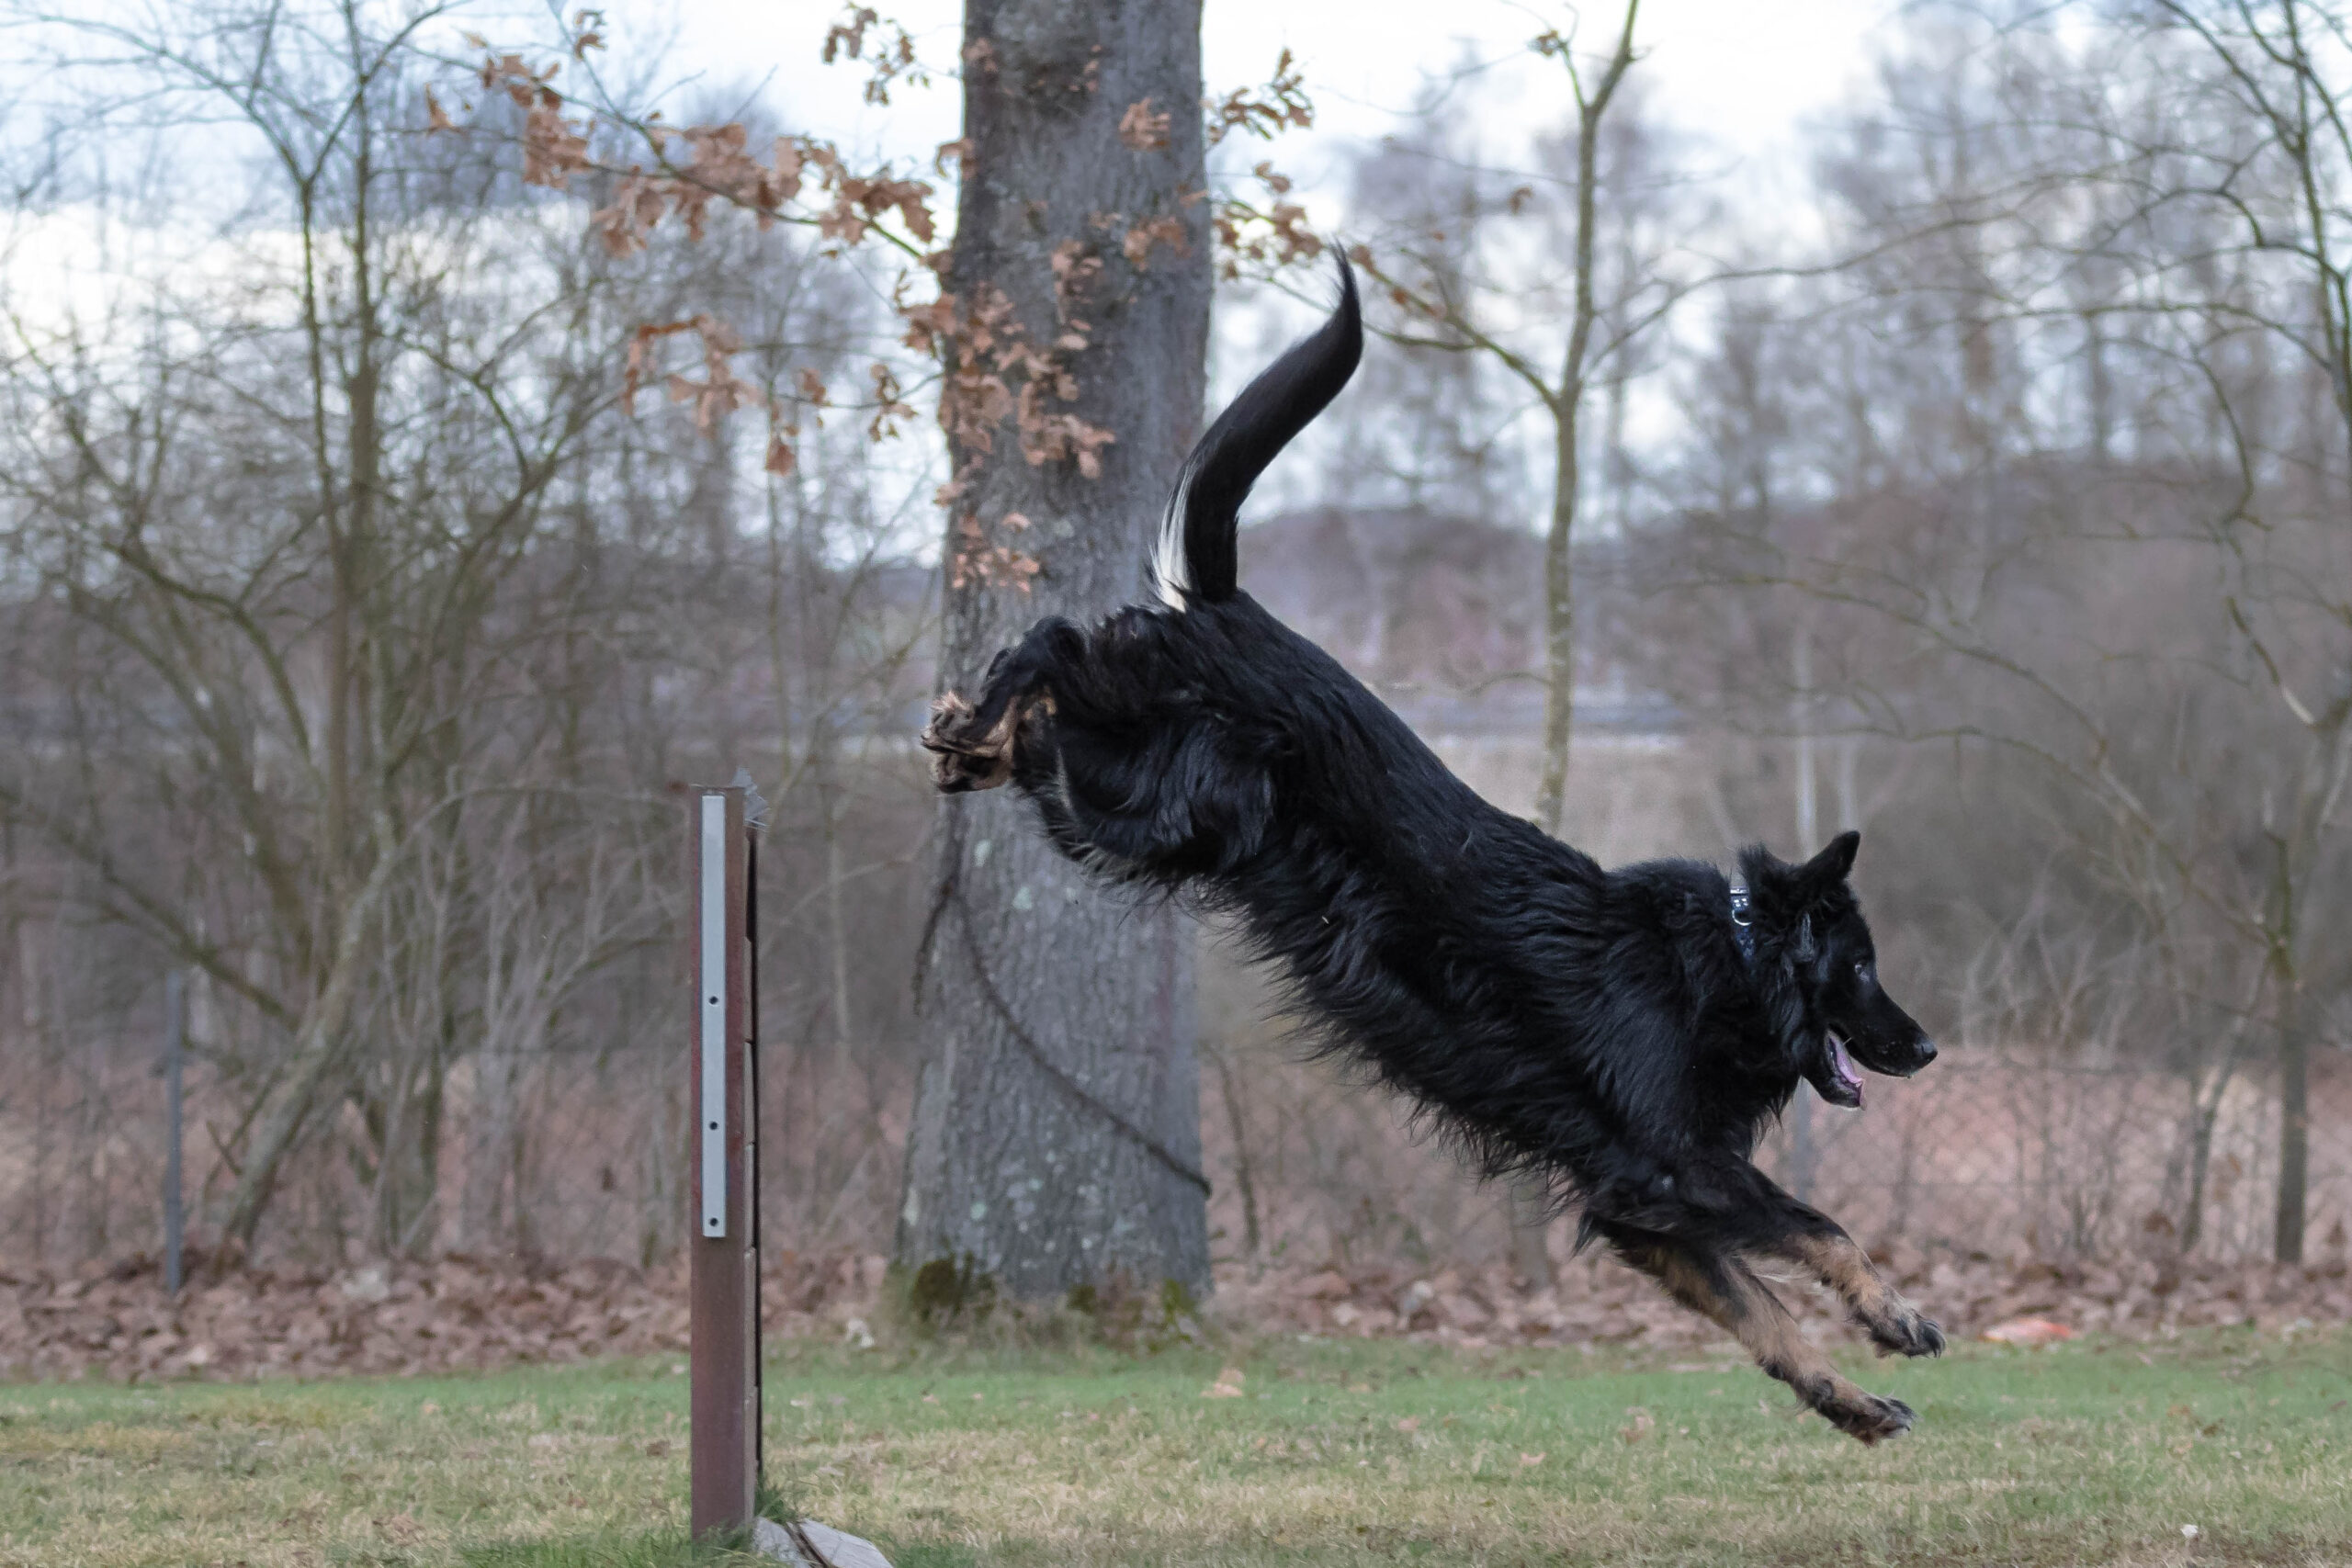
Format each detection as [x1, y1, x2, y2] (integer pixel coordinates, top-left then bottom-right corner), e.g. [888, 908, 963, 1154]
[1982, 1317, 2075, 1346]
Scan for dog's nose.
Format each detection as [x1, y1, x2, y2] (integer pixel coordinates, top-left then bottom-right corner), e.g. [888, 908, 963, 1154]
[1916, 1038, 1938, 1066]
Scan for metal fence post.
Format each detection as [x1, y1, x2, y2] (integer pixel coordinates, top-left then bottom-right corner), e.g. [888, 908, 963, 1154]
[691, 785, 761, 1539]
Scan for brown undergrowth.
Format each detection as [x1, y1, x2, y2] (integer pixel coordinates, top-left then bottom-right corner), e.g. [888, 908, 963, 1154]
[5, 1242, 2346, 1383]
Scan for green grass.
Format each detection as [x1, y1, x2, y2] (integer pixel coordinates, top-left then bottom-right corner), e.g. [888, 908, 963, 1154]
[1, 1329, 2346, 1566]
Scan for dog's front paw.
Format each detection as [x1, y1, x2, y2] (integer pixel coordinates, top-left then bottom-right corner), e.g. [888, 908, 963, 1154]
[1815, 1387, 1917, 1446]
[921, 692, 1017, 794]
[1865, 1303, 1946, 1359]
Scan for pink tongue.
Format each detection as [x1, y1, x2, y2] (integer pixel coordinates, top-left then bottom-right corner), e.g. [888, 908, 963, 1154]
[1833, 1036, 1863, 1106]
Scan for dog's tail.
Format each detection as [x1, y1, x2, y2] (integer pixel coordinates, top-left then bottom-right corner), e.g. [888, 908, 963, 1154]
[1151, 252, 1362, 609]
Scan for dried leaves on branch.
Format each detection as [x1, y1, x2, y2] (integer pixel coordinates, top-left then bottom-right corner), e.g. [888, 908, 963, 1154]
[1204, 53, 1326, 282]
[1208, 48, 1314, 146]
[449, 7, 1327, 590]
[1216, 164, 1326, 281]
[444, 12, 942, 484]
[822, 6, 928, 105]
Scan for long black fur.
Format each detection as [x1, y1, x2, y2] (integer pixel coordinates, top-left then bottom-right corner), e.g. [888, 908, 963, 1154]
[923, 256, 1947, 1442]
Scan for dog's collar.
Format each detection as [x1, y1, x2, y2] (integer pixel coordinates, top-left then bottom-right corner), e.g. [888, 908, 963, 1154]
[1727, 876, 1757, 965]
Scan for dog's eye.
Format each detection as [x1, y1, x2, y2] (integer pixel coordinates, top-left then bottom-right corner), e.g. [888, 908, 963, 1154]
[1853, 960, 1871, 980]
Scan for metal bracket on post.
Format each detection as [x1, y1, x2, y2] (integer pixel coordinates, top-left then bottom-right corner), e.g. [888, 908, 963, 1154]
[691, 784, 761, 1541]
[699, 795, 729, 1239]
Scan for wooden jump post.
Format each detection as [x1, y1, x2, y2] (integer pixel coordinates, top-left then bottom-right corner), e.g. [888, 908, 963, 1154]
[691, 781, 763, 1540]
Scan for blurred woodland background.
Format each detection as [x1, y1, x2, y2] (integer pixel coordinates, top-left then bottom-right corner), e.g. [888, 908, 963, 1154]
[0, 0, 2346, 1319]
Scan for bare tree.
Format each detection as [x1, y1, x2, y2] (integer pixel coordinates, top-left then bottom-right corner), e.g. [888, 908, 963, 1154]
[1348, 2, 1659, 839]
[0, 0, 756, 1258]
[2132, 0, 2352, 1265]
[1641, 3, 2352, 1265]
[1321, 11, 1671, 1286]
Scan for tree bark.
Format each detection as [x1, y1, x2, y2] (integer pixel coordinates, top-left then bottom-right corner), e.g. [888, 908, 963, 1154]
[1533, 410, 1582, 837]
[898, 0, 1212, 1303]
[1504, 1180, 1555, 1287]
[1519, 6, 1639, 1253]
[2274, 972, 2308, 1264]
[1531, 1, 1638, 837]
[215, 844, 404, 1259]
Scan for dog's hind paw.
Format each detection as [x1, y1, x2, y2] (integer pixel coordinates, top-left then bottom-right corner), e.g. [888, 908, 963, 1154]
[1865, 1305, 1947, 1359]
[921, 691, 1018, 794]
[1818, 1389, 1917, 1446]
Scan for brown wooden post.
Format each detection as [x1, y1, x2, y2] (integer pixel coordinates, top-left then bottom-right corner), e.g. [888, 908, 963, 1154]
[691, 785, 761, 1538]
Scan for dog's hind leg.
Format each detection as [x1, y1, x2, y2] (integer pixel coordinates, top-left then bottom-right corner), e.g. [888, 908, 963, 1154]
[1603, 1227, 1918, 1444]
[922, 618, 1087, 793]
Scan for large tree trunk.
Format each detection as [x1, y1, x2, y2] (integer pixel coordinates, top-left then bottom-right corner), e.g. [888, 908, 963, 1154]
[898, 0, 1212, 1304]
[2274, 973, 2308, 1264]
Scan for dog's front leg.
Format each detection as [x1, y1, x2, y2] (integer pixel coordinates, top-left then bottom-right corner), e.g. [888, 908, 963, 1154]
[1771, 1225, 1944, 1359]
[1606, 1230, 1919, 1444]
[1732, 1179, 1943, 1359]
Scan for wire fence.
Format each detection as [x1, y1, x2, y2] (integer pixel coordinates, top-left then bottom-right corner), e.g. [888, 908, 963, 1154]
[1748, 1055, 2346, 1262]
[1195, 1042, 2348, 1275]
[0, 989, 2341, 1280]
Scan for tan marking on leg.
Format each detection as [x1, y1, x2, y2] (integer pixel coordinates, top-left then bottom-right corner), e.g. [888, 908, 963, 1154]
[1620, 1241, 1917, 1444]
[1783, 1230, 1898, 1313]
[1775, 1230, 1945, 1359]
[1638, 1244, 1827, 1379]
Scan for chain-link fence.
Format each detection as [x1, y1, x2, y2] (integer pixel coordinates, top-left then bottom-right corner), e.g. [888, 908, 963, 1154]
[0, 726, 2340, 1280]
[3, 971, 2341, 1280]
[1751, 1055, 2346, 1262]
[1193, 1035, 2348, 1275]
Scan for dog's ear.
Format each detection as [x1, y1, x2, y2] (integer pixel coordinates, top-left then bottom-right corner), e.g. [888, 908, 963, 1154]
[1800, 829, 1860, 891]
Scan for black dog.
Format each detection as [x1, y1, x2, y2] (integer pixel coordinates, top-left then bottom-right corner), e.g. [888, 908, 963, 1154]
[922, 258, 1944, 1442]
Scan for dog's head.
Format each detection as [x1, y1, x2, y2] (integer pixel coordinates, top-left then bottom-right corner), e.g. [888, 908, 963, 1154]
[1740, 830, 1935, 1109]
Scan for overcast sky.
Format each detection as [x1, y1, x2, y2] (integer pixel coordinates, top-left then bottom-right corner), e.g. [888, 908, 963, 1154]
[580, 1, 1900, 518]
[0, 2, 1906, 533]
[3, 3, 1899, 287]
[642, 1, 1894, 210]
